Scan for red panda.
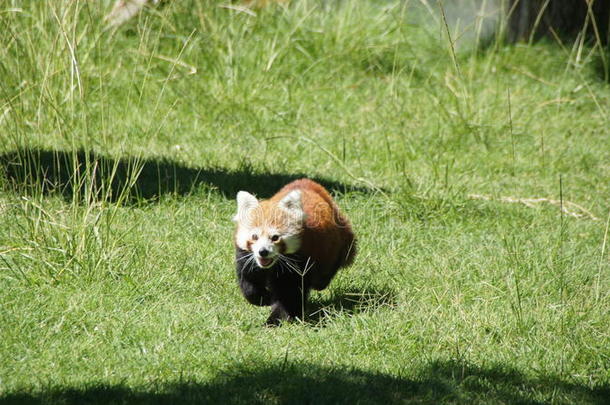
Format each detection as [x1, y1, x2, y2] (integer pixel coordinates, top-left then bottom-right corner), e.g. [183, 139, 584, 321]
[233, 178, 356, 325]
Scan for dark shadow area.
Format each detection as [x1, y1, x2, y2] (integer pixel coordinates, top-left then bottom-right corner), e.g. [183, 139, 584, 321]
[505, 0, 610, 45]
[2, 360, 608, 404]
[503, 0, 610, 83]
[0, 148, 375, 203]
[463, 1, 610, 83]
[593, 48, 610, 83]
[307, 286, 397, 325]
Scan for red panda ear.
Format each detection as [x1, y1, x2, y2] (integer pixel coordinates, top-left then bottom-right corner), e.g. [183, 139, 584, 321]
[234, 191, 258, 222]
[279, 190, 305, 222]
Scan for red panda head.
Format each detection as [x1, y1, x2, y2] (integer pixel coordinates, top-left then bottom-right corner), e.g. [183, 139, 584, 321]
[233, 190, 305, 269]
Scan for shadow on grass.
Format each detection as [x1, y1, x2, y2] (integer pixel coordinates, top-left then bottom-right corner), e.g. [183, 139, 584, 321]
[593, 48, 610, 83]
[2, 360, 608, 404]
[307, 286, 396, 325]
[0, 148, 374, 203]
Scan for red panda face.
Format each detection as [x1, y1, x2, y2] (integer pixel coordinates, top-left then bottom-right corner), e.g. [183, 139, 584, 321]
[233, 190, 304, 269]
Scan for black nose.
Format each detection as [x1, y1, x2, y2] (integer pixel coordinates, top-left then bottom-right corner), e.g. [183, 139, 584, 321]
[259, 248, 269, 257]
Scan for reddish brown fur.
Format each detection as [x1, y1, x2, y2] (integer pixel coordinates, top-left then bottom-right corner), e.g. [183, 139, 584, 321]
[270, 179, 356, 284]
[248, 202, 294, 231]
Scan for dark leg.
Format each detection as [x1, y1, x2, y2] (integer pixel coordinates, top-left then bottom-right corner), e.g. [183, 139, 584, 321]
[265, 272, 310, 326]
[239, 277, 271, 306]
[236, 247, 271, 306]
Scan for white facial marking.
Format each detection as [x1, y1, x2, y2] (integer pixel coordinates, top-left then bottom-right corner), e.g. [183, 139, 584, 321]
[235, 226, 258, 250]
[252, 238, 272, 256]
[278, 190, 306, 223]
[251, 234, 278, 268]
[282, 233, 301, 254]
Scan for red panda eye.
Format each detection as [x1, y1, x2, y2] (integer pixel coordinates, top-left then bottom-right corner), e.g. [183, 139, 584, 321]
[271, 235, 280, 242]
[251, 234, 258, 241]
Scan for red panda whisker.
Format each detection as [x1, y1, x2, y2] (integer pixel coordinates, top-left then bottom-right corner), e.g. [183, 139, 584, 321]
[283, 256, 299, 264]
[236, 252, 254, 262]
[277, 257, 291, 274]
[279, 256, 300, 273]
[244, 255, 257, 272]
[241, 253, 254, 266]
[278, 253, 299, 264]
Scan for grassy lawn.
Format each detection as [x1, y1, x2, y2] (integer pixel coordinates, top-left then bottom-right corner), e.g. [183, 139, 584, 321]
[1, 0, 609, 403]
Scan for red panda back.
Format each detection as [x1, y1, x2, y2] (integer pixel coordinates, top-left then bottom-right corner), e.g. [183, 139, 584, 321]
[271, 179, 356, 276]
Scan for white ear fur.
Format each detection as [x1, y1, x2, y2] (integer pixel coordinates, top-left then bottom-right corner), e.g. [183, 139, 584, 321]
[279, 190, 305, 221]
[233, 191, 258, 222]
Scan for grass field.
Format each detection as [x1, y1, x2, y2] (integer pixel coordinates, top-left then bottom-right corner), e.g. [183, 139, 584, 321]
[1, 0, 609, 403]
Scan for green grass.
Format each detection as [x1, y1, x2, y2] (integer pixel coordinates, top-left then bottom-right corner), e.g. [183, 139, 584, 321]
[1, 0, 609, 403]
